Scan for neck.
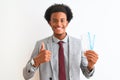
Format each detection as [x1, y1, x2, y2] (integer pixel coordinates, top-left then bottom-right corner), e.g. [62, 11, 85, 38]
[54, 33, 67, 40]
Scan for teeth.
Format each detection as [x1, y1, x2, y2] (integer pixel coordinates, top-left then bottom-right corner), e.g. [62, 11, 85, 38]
[56, 27, 62, 30]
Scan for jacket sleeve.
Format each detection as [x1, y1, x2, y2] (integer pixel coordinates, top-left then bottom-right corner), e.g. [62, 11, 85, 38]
[80, 51, 95, 78]
[23, 41, 40, 80]
[23, 60, 38, 80]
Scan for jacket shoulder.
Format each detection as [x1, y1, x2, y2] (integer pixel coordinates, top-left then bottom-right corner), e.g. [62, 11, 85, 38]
[36, 36, 52, 44]
[69, 36, 81, 43]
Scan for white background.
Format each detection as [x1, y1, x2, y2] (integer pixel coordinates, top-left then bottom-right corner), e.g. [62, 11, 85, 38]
[0, 0, 120, 80]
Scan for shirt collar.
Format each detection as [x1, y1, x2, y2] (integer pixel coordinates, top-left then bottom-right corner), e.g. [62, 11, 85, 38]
[52, 34, 68, 43]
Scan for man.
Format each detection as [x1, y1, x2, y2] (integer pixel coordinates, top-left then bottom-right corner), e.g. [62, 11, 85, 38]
[23, 3, 98, 80]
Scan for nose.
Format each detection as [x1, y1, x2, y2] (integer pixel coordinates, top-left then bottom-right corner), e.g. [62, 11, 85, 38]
[56, 21, 61, 27]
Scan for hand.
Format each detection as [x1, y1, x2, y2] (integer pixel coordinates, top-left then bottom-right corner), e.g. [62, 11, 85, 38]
[84, 50, 98, 70]
[33, 42, 51, 67]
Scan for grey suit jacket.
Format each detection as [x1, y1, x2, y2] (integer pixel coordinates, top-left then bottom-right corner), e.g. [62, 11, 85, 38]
[23, 35, 94, 80]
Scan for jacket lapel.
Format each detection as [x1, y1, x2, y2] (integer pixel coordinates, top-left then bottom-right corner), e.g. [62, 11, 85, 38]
[68, 36, 74, 78]
[46, 36, 54, 78]
[46, 36, 75, 79]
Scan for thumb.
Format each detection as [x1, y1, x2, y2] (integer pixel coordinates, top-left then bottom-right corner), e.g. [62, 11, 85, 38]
[40, 42, 45, 51]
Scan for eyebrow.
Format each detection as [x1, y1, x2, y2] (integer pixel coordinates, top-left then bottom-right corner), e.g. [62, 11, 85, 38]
[52, 18, 66, 21]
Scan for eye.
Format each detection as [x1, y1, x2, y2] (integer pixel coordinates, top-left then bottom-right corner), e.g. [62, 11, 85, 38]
[61, 19, 65, 23]
[52, 19, 58, 23]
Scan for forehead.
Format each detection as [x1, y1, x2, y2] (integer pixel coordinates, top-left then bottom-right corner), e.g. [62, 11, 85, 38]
[50, 12, 67, 19]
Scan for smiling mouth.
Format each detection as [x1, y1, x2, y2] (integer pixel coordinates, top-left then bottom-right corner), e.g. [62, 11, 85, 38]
[55, 27, 63, 30]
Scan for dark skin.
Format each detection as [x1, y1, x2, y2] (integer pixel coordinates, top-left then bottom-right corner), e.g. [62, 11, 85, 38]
[85, 50, 98, 70]
[49, 12, 68, 40]
[33, 12, 98, 71]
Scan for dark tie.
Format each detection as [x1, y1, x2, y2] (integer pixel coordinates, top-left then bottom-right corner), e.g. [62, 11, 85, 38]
[58, 41, 66, 80]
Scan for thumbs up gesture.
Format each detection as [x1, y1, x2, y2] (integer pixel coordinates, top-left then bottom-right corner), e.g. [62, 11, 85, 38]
[33, 42, 51, 67]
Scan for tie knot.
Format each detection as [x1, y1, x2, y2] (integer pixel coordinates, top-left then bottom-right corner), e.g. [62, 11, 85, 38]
[58, 41, 63, 46]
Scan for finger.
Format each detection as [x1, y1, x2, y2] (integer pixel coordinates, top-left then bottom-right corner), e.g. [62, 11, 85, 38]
[88, 58, 97, 64]
[86, 53, 98, 60]
[46, 52, 51, 61]
[85, 50, 98, 57]
[86, 55, 98, 60]
[40, 42, 45, 51]
[86, 56, 98, 64]
[46, 51, 51, 58]
[88, 50, 98, 56]
[86, 50, 95, 54]
[45, 57, 51, 62]
[85, 53, 98, 58]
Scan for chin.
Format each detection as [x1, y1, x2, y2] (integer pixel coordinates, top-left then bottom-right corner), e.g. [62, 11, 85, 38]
[55, 32, 66, 36]
[54, 31, 63, 34]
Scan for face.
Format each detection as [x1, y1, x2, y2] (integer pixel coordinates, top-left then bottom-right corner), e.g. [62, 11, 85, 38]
[49, 12, 68, 38]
